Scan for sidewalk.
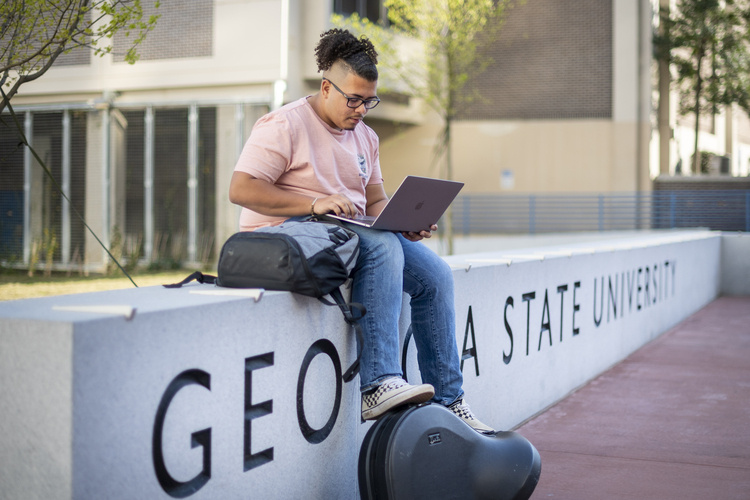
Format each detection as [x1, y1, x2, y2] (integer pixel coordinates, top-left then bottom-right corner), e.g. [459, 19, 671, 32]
[516, 296, 750, 500]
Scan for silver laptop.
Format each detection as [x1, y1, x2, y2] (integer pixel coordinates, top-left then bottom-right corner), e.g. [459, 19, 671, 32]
[327, 175, 464, 232]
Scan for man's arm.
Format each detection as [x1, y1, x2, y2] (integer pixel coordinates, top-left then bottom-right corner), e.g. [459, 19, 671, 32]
[229, 171, 358, 218]
[364, 183, 389, 217]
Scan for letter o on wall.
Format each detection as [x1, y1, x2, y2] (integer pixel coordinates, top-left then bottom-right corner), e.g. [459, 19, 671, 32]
[296, 339, 343, 444]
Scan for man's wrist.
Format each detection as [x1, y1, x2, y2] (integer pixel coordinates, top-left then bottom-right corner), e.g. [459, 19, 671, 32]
[310, 197, 318, 216]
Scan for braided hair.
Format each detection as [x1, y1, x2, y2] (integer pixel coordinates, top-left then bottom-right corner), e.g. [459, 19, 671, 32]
[315, 29, 379, 81]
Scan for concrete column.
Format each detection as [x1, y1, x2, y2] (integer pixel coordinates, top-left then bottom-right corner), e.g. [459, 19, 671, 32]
[62, 110, 71, 264]
[29, 135, 51, 268]
[612, 0, 639, 191]
[188, 105, 198, 263]
[110, 110, 127, 244]
[725, 105, 737, 175]
[215, 105, 241, 247]
[84, 110, 106, 271]
[612, 0, 652, 192]
[23, 112, 32, 264]
[144, 107, 154, 261]
[638, 0, 653, 191]
[658, 0, 672, 177]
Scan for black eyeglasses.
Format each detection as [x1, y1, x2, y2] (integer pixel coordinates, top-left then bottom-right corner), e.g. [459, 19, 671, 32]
[323, 77, 381, 109]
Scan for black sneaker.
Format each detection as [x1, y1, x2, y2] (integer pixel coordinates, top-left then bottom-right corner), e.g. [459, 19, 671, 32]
[361, 376, 434, 421]
[448, 398, 495, 435]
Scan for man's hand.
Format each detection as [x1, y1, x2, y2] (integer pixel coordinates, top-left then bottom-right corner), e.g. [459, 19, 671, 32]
[401, 224, 438, 242]
[314, 194, 358, 218]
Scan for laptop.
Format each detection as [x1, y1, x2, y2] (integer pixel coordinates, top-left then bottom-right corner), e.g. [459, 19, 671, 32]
[326, 175, 464, 232]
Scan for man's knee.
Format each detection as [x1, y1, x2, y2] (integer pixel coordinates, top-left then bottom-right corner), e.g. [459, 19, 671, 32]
[403, 246, 454, 297]
[356, 229, 404, 269]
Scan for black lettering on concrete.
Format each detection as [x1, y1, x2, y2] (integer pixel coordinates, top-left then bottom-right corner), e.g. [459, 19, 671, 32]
[589, 259, 678, 329]
[401, 325, 414, 382]
[153, 369, 212, 498]
[503, 297, 514, 365]
[296, 339, 342, 444]
[669, 261, 674, 297]
[607, 274, 618, 322]
[556, 285, 568, 342]
[594, 277, 604, 327]
[244, 353, 274, 472]
[572, 281, 581, 336]
[637, 267, 643, 311]
[538, 290, 552, 351]
[627, 270, 636, 313]
[522, 292, 536, 356]
[461, 306, 480, 376]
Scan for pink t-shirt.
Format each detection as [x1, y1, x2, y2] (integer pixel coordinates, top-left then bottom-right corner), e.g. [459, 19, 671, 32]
[234, 97, 383, 231]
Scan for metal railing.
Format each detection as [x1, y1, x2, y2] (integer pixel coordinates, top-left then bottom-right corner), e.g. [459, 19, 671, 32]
[451, 190, 750, 234]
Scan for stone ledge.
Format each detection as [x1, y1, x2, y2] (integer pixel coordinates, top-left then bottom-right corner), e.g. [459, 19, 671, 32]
[0, 230, 723, 499]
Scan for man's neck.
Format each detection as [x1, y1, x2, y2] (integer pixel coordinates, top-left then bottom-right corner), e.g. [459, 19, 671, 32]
[307, 93, 342, 131]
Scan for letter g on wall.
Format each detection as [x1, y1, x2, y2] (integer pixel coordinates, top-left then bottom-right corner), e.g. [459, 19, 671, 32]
[153, 369, 212, 498]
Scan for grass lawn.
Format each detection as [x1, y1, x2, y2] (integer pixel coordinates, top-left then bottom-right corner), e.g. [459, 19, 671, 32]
[0, 269, 210, 301]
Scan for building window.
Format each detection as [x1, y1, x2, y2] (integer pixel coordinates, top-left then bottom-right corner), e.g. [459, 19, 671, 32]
[112, 0, 213, 62]
[333, 0, 386, 24]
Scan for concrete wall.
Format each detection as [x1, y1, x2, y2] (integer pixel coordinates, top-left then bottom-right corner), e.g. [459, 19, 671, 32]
[0, 231, 723, 499]
[721, 232, 750, 295]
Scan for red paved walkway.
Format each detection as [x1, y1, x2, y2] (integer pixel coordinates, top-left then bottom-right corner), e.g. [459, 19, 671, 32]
[517, 296, 750, 500]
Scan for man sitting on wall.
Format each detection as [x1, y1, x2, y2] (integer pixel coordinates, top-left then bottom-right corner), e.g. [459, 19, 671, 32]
[229, 28, 493, 434]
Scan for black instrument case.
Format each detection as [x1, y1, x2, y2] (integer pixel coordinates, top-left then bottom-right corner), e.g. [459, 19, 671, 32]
[358, 403, 541, 500]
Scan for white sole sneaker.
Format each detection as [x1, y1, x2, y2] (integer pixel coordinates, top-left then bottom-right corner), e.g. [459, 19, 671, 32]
[361, 377, 435, 421]
[448, 398, 496, 435]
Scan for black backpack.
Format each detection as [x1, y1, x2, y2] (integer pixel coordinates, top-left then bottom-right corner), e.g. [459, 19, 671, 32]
[165, 218, 365, 382]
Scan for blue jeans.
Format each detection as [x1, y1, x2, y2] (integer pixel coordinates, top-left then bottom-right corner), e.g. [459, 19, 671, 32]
[346, 225, 464, 406]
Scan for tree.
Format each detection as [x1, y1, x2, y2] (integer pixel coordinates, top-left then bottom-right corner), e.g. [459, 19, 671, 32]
[0, 0, 159, 114]
[655, 0, 750, 174]
[335, 0, 514, 254]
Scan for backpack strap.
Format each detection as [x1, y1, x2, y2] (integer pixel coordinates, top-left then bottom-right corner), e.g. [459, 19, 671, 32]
[326, 287, 366, 383]
[163, 271, 217, 288]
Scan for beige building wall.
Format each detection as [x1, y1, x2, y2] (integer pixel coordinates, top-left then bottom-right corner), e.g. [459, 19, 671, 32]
[378, 0, 652, 195]
[378, 120, 646, 194]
